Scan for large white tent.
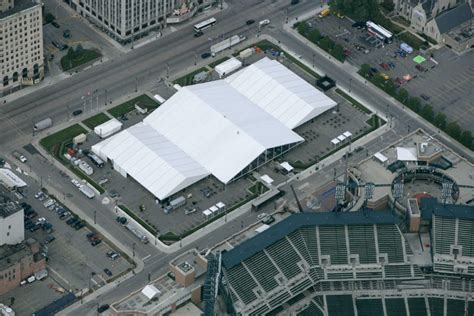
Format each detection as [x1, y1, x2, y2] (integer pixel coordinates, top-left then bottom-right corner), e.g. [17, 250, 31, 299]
[225, 58, 337, 129]
[93, 57, 336, 200]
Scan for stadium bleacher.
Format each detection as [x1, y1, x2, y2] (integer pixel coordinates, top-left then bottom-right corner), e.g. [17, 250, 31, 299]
[319, 225, 348, 265]
[376, 224, 405, 263]
[433, 216, 456, 255]
[457, 219, 474, 257]
[326, 295, 354, 316]
[385, 298, 407, 316]
[408, 297, 428, 316]
[356, 298, 384, 316]
[348, 225, 377, 264]
[244, 251, 280, 292]
[266, 238, 303, 280]
[225, 264, 258, 305]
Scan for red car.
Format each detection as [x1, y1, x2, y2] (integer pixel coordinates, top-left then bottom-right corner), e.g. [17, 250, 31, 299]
[379, 63, 390, 71]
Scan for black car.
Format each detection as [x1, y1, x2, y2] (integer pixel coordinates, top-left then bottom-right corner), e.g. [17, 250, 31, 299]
[201, 52, 211, 59]
[91, 239, 102, 246]
[29, 224, 41, 232]
[66, 217, 77, 225]
[63, 29, 71, 38]
[44, 235, 56, 244]
[97, 304, 110, 313]
[104, 268, 113, 277]
[116, 216, 127, 225]
[74, 221, 85, 230]
[72, 110, 83, 116]
[246, 19, 255, 25]
[194, 31, 204, 38]
[51, 41, 60, 49]
[352, 21, 366, 28]
[59, 44, 69, 51]
[51, 21, 60, 28]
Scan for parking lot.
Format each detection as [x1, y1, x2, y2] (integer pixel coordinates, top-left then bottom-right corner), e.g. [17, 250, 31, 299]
[42, 0, 122, 76]
[303, 14, 474, 133]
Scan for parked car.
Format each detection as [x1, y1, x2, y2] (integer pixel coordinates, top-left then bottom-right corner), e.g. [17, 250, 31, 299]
[415, 65, 427, 72]
[201, 52, 211, 59]
[116, 216, 127, 225]
[60, 211, 71, 219]
[74, 221, 85, 230]
[379, 63, 390, 71]
[420, 94, 430, 101]
[29, 224, 41, 232]
[259, 19, 270, 27]
[97, 304, 110, 313]
[103, 268, 113, 277]
[63, 29, 71, 38]
[91, 239, 102, 246]
[246, 19, 255, 25]
[51, 21, 60, 28]
[194, 31, 203, 38]
[44, 235, 56, 244]
[66, 217, 77, 226]
[71, 179, 81, 187]
[387, 61, 396, 69]
[72, 109, 83, 116]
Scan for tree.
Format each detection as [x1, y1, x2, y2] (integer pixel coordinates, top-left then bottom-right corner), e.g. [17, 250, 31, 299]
[332, 44, 346, 62]
[308, 29, 322, 43]
[360, 64, 371, 77]
[434, 112, 447, 129]
[446, 121, 461, 139]
[319, 37, 333, 52]
[44, 13, 55, 24]
[381, 0, 395, 12]
[397, 88, 409, 103]
[67, 47, 75, 58]
[297, 22, 310, 35]
[459, 130, 473, 149]
[383, 80, 397, 96]
[421, 104, 434, 122]
[407, 97, 421, 113]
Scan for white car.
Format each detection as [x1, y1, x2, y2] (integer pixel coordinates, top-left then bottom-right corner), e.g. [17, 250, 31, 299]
[259, 19, 270, 27]
[19, 155, 27, 163]
[71, 179, 81, 188]
[257, 213, 268, 220]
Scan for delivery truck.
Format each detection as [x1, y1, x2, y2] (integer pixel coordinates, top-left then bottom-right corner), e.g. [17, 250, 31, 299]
[210, 35, 246, 55]
[33, 118, 53, 131]
[164, 196, 186, 214]
[79, 184, 95, 199]
[126, 223, 149, 243]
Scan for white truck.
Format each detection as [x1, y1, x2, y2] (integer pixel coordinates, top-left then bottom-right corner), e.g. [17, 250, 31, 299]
[126, 223, 149, 244]
[33, 118, 53, 132]
[210, 35, 246, 55]
[79, 184, 95, 199]
[164, 196, 186, 214]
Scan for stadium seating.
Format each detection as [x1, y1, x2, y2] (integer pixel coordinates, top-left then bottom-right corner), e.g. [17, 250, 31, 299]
[266, 238, 303, 280]
[348, 225, 377, 264]
[244, 251, 280, 292]
[326, 295, 354, 316]
[447, 299, 465, 315]
[319, 226, 348, 265]
[299, 226, 319, 265]
[433, 216, 456, 255]
[376, 224, 404, 263]
[385, 298, 407, 316]
[297, 302, 324, 316]
[225, 264, 258, 305]
[408, 297, 428, 316]
[356, 298, 384, 315]
[428, 297, 444, 316]
[287, 230, 313, 266]
[457, 219, 474, 257]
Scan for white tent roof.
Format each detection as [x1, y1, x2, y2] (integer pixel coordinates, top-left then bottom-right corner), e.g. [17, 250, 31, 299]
[260, 174, 274, 185]
[0, 168, 27, 188]
[143, 81, 303, 183]
[94, 118, 122, 137]
[343, 131, 352, 138]
[215, 57, 242, 77]
[210, 205, 219, 213]
[92, 123, 209, 199]
[337, 135, 346, 142]
[225, 57, 337, 129]
[397, 147, 418, 161]
[216, 202, 226, 209]
[280, 161, 294, 172]
[331, 138, 340, 145]
[142, 284, 160, 300]
[374, 152, 388, 163]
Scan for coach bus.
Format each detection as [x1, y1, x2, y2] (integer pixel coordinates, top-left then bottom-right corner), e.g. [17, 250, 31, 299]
[193, 17, 217, 32]
[366, 21, 393, 43]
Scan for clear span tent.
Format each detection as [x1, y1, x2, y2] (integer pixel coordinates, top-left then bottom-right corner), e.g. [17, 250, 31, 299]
[0, 168, 27, 189]
[215, 57, 242, 78]
[396, 147, 418, 161]
[142, 284, 160, 300]
[225, 58, 337, 129]
[93, 58, 337, 200]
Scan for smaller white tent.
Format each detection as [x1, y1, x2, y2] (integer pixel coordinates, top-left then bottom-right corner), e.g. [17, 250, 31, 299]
[215, 58, 242, 78]
[397, 147, 418, 161]
[374, 152, 388, 163]
[94, 118, 123, 138]
[260, 174, 274, 185]
[280, 162, 294, 173]
[142, 284, 160, 300]
[0, 168, 27, 189]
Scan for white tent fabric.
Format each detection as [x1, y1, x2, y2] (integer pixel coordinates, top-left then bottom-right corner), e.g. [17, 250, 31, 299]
[280, 162, 294, 173]
[92, 123, 209, 199]
[142, 284, 160, 300]
[0, 168, 27, 188]
[143, 81, 303, 183]
[94, 118, 122, 138]
[396, 147, 418, 161]
[225, 57, 337, 129]
[215, 57, 242, 77]
[374, 152, 388, 163]
[260, 174, 274, 185]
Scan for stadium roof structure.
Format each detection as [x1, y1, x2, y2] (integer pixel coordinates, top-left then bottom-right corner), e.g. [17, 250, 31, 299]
[420, 198, 474, 221]
[222, 211, 399, 269]
[225, 58, 337, 129]
[93, 58, 336, 200]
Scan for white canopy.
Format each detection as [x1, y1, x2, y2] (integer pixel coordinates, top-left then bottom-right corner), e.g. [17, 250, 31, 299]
[142, 284, 160, 300]
[260, 174, 274, 185]
[397, 147, 418, 161]
[215, 57, 242, 78]
[203, 209, 212, 217]
[93, 58, 336, 200]
[343, 131, 352, 138]
[374, 152, 388, 163]
[216, 202, 226, 209]
[280, 161, 294, 173]
[0, 168, 27, 189]
[337, 135, 346, 142]
[331, 138, 340, 145]
[226, 57, 337, 129]
[94, 118, 122, 138]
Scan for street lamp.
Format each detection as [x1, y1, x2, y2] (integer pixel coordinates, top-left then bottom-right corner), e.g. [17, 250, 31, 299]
[312, 53, 315, 68]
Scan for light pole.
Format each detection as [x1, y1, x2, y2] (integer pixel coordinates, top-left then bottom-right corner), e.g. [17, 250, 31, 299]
[135, 76, 138, 92]
[312, 53, 315, 68]
[94, 210, 96, 224]
[349, 78, 352, 92]
[104, 89, 107, 105]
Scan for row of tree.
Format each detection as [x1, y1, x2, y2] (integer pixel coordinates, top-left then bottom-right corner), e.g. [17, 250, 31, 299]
[359, 64, 473, 149]
[296, 23, 346, 62]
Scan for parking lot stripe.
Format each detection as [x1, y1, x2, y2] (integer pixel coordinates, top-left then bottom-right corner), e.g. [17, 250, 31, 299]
[142, 254, 152, 261]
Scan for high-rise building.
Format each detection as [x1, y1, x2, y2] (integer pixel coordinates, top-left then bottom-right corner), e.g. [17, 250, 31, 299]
[0, 0, 44, 96]
[0, 194, 24, 246]
[69, 0, 216, 43]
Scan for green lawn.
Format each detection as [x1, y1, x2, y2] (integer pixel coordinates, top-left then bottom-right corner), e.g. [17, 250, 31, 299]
[39, 124, 88, 154]
[173, 67, 209, 86]
[335, 89, 372, 114]
[397, 31, 425, 50]
[392, 16, 410, 27]
[108, 95, 160, 118]
[208, 56, 230, 68]
[61, 49, 102, 71]
[248, 182, 269, 195]
[82, 113, 110, 129]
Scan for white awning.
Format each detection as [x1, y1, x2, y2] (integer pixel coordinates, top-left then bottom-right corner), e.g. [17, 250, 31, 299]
[280, 162, 294, 172]
[331, 138, 340, 145]
[210, 205, 219, 213]
[142, 284, 160, 300]
[337, 135, 346, 142]
[216, 202, 226, 209]
[396, 147, 418, 161]
[260, 174, 274, 185]
[374, 152, 388, 163]
[343, 131, 352, 138]
[203, 209, 212, 217]
[0, 168, 27, 188]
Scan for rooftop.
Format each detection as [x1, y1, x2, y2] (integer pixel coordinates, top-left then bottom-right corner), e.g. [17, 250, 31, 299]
[435, 3, 473, 34]
[0, 192, 22, 218]
[0, 0, 39, 20]
[221, 210, 398, 269]
[0, 242, 29, 271]
[420, 197, 474, 221]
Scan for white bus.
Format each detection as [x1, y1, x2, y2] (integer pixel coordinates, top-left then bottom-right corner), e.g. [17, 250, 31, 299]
[193, 17, 216, 32]
[366, 21, 393, 43]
